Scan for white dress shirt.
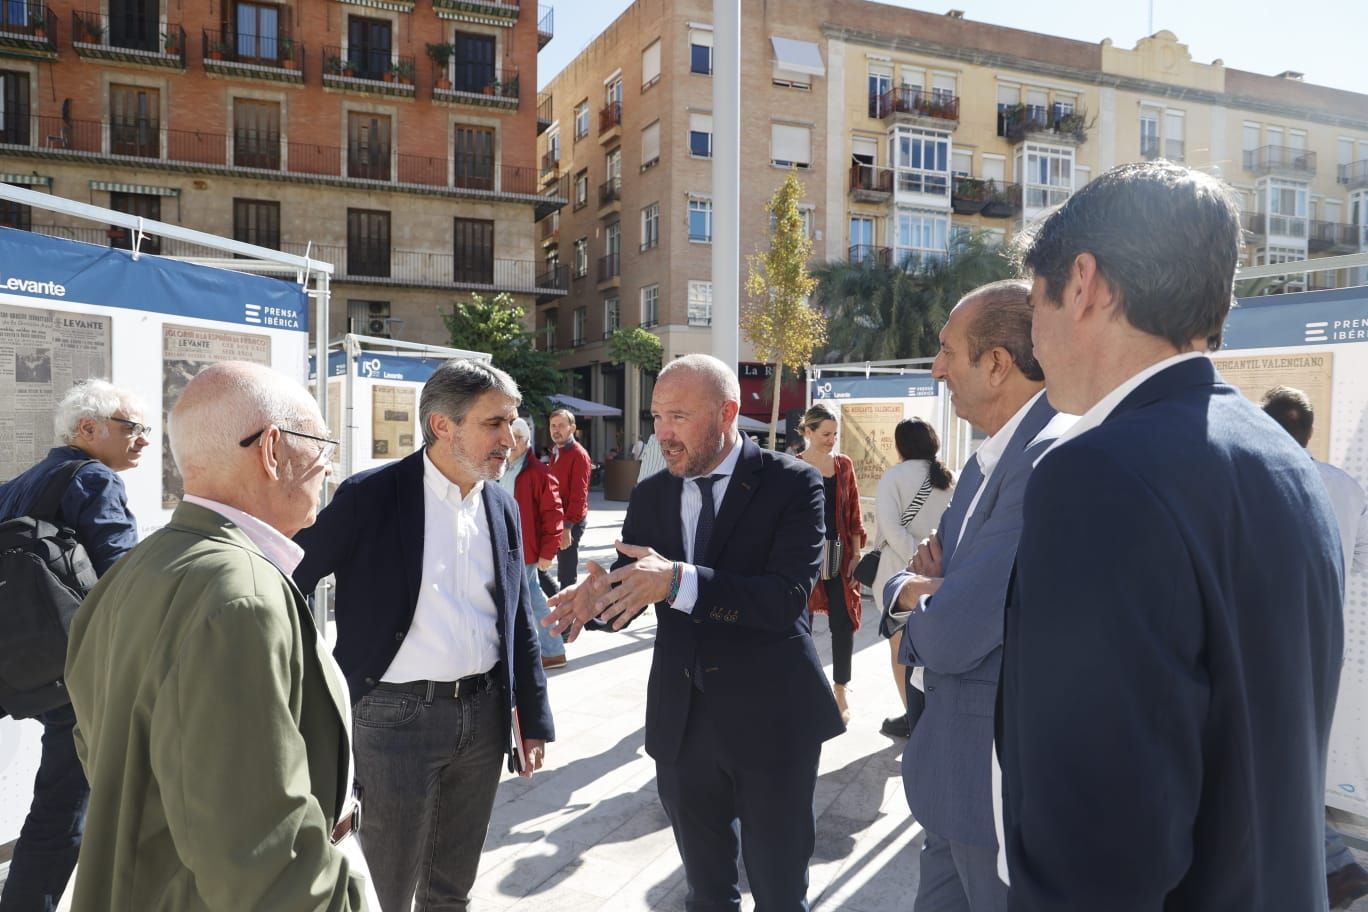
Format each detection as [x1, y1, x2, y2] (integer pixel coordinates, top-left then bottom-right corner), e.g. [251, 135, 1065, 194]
[670, 433, 744, 615]
[383, 451, 501, 682]
[1315, 459, 1368, 582]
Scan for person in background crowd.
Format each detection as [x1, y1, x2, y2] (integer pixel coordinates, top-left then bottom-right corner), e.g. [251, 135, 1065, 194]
[544, 353, 844, 911]
[294, 359, 553, 912]
[1003, 161, 1342, 910]
[798, 403, 866, 725]
[1261, 385, 1368, 911]
[65, 362, 371, 910]
[502, 417, 568, 670]
[883, 280, 1068, 912]
[0, 379, 148, 912]
[549, 408, 592, 589]
[870, 418, 954, 740]
[636, 434, 666, 485]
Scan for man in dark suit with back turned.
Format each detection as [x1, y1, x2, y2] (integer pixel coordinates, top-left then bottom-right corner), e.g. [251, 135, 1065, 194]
[1001, 161, 1343, 911]
[294, 359, 554, 912]
[546, 353, 844, 911]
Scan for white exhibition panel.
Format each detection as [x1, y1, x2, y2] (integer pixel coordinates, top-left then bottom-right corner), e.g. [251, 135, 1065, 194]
[0, 229, 310, 847]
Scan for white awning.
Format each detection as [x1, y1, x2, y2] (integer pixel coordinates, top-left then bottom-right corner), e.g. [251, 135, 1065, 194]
[550, 394, 622, 417]
[770, 36, 825, 77]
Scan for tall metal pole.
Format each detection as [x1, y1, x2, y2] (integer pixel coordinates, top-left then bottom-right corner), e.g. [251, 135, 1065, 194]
[711, 0, 740, 372]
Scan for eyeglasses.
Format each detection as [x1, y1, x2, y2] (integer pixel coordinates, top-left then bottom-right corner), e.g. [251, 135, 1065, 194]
[106, 416, 153, 438]
[239, 426, 340, 465]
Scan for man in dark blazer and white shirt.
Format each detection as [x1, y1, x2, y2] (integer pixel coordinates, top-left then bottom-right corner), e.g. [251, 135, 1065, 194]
[884, 280, 1072, 912]
[546, 353, 844, 911]
[294, 359, 554, 912]
[1001, 161, 1343, 911]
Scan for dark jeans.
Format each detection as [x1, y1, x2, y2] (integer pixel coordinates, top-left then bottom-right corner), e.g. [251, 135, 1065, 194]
[0, 704, 89, 912]
[557, 519, 587, 589]
[656, 689, 821, 912]
[822, 576, 854, 686]
[352, 683, 505, 912]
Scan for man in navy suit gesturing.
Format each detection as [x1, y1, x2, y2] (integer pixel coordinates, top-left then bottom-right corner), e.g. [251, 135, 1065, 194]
[1001, 161, 1344, 910]
[547, 353, 844, 911]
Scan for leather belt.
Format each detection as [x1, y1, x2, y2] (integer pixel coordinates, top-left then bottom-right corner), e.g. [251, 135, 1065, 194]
[330, 802, 361, 845]
[373, 666, 499, 701]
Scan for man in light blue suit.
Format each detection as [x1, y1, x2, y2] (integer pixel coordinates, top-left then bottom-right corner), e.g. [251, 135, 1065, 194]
[884, 280, 1072, 912]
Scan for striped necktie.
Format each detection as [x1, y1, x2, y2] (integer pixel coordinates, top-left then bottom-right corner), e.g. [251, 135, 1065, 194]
[692, 474, 723, 563]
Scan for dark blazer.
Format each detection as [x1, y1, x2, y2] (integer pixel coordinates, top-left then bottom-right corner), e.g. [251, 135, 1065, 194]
[885, 393, 1059, 849]
[293, 449, 554, 752]
[1000, 358, 1343, 911]
[616, 437, 845, 768]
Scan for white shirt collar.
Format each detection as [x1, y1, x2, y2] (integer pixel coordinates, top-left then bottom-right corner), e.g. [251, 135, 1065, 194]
[686, 433, 743, 482]
[182, 494, 305, 576]
[424, 448, 484, 506]
[1037, 351, 1205, 465]
[975, 390, 1046, 479]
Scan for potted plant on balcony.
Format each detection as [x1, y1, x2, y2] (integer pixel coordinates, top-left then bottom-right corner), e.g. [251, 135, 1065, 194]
[324, 54, 344, 74]
[383, 62, 397, 82]
[503, 74, 518, 98]
[425, 41, 453, 90]
[483, 77, 497, 96]
[1056, 110, 1089, 143]
[278, 37, 296, 68]
[82, 21, 104, 43]
[161, 30, 179, 54]
[209, 38, 232, 60]
[395, 59, 415, 85]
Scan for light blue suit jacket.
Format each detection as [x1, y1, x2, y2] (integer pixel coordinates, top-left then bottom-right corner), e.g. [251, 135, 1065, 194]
[883, 393, 1059, 848]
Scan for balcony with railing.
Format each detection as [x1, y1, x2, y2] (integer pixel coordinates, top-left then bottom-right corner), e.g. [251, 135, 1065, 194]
[0, 114, 566, 209]
[539, 149, 559, 185]
[433, 63, 518, 108]
[1240, 210, 1309, 241]
[597, 252, 620, 286]
[432, 0, 520, 23]
[1337, 159, 1368, 190]
[950, 176, 991, 214]
[72, 10, 184, 67]
[598, 101, 622, 141]
[872, 87, 959, 128]
[980, 182, 1022, 219]
[537, 5, 553, 48]
[321, 45, 415, 97]
[1001, 104, 1088, 145]
[536, 91, 553, 134]
[536, 263, 567, 303]
[848, 244, 892, 267]
[202, 28, 303, 83]
[0, 0, 56, 55]
[598, 176, 621, 211]
[279, 242, 566, 295]
[1243, 145, 1315, 178]
[849, 164, 892, 202]
[1307, 219, 1360, 253]
[539, 210, 559, 244]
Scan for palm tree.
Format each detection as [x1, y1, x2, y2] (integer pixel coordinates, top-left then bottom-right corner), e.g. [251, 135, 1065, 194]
[813, 231, 1013, 362]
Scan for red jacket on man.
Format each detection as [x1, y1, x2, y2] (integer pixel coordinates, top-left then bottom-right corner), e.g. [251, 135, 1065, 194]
[548, 440, 591, 524]
[515, 453, 564, 565]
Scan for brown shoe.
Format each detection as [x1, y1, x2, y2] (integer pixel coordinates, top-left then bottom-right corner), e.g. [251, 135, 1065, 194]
[541, 654, 568, 669]
[1329, 862, 1368, 911]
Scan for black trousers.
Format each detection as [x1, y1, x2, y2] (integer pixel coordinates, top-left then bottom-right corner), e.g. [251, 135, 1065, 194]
[822, 576, 854, 685]
[557, 519, 586, 589]
[656, 689, 821, 911]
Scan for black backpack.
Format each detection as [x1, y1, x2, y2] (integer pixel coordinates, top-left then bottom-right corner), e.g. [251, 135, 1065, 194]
[0, 459, 99, 718]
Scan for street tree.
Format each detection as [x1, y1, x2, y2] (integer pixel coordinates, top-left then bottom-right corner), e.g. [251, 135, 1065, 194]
[742, 171, 825, 449]
[442, 291, 562, 414]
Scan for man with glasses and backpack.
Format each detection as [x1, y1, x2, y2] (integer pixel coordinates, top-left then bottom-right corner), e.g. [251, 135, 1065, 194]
[0, 378, 148, 911]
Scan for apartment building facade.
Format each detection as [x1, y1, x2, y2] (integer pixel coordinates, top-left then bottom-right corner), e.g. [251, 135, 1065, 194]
[539, 0, 1368, 449]
[0, 0, 565, 343]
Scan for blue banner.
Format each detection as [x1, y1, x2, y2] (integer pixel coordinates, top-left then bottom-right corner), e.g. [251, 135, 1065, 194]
[0, 228, 308, 332]
[1224, 287, 1368, 350]
[307, 351, 448, 382]
[810, 374, 938, 400]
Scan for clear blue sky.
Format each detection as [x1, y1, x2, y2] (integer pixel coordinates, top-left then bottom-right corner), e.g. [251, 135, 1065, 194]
[538, 0, 1368, 97]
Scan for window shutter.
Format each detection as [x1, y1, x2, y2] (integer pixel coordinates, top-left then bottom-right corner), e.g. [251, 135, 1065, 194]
[771, 123, 810, 167]
[689, 27, 712, 48]
[642, 40, 661, 86]
[641, 121, 660, 167]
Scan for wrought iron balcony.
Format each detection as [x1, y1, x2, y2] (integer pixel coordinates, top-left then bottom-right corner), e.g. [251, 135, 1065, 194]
[281, 243, 565, 295]
[0, 1, 55, 54]
[202, 27, 303, 83]
[599, 101, 622, 139]
[537, 91, 553, 135]
[432, 0, 519, 22]
[536, 264, 568, 303]
[951, 176, 991, 214]
[537, 5, 553, 48]
[597, 252, 620, 283]
[1337, 159, 1368, 190]
[849, 164, 892, 202]
[980, 182, 1022, 219]
[1243, 144, 1315, 177]
[598, 176, 622, 208]
[539, 210, 559, 243]
[848, 245, 891, 267]
[1000, 104, 1088, 145]
[321, 45, 415, 97]
[1307, 219, 1361, 253]
[1240, 211, 1308, 240]
[72, 10, 184, 67]
[871, 87, 959, 126]
[433, 63, 518, 108]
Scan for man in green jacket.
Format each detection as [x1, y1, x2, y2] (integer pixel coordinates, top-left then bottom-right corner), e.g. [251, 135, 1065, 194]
[64, 361, 370, 911]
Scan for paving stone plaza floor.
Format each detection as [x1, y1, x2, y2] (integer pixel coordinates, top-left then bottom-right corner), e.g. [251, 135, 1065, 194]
[474, 492, 1368, 911]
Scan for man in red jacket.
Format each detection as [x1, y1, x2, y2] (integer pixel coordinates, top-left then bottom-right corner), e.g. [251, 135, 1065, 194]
[548, 408, 591, 589]
[502, 418, 568, 668]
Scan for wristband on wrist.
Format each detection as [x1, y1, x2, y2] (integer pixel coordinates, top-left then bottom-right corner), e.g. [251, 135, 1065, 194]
[667, 561, 682, 604]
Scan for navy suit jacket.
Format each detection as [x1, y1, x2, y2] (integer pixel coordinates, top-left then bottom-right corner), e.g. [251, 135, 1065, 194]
[293, 449, 554, 753]
[616, 437, 845, 768]
[883, 393, 1059, 848]
[1000, 358, 1343, 911]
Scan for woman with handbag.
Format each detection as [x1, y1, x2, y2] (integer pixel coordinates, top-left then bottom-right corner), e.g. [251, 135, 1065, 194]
[799, 404, 866, 725]
[870, 418, 954, 738]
